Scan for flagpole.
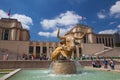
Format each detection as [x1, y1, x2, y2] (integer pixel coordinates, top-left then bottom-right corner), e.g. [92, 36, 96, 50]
[81, 16, 84, 25]
[8, 9, 11, 19]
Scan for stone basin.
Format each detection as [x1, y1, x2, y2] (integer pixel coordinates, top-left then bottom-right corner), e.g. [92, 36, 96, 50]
[53, 60, 76, 74]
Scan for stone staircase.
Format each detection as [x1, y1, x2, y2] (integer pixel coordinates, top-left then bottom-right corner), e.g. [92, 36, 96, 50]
[94, 47, 120, 57]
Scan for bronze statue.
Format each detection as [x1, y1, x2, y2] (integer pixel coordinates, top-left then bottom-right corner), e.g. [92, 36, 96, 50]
[52, 28, 86, 61]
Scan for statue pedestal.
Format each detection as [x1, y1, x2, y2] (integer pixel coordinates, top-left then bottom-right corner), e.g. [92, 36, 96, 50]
[53, 60, 76, 74]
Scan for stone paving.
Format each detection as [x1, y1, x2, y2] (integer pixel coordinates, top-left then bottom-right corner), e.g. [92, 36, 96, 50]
[0, 69, 21, 80]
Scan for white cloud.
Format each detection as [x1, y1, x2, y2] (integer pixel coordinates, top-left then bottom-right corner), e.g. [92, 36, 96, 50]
[0, 10, 9, 18]
[110, 1, 120, 18]
[110, 1, 120, 15]
[117, 25, 120, 28]
[98, 29, 117, 34]
[39, 11, 83, 37]
[40, 19, 57, 30]
[0, 9, 33, 30]
[38, 27, 72, 37]
[57, 11, 81, 26]
[40, 11, 82, 30]
[97, 10, 106, 19]
[11, 14, 33, 29]
[109, 21, 116, 25]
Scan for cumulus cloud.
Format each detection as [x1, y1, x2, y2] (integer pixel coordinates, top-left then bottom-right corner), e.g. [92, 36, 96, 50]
[0, 10, 8, 18]
[39, 11, 83, 37]
[109, 21, 116, 25]
[38, 27, 72, 37]
[11, 14, 33, 29]
[40, 19, 57, 30]
[40, 11, 82, 30]
[98, 29, 117, 34]
[117, 25, 120, 28]
[110, 1, 120, 18]
[97, 9, 106, 19]
[0, 9, 33, 30]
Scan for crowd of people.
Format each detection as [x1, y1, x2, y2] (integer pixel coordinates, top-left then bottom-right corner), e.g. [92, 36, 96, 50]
[21, 53, 49, 60]
[91, 56, 115, 70]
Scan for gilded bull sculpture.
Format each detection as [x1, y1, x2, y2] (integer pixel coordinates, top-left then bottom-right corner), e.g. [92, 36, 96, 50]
[52, 28, 86, 61]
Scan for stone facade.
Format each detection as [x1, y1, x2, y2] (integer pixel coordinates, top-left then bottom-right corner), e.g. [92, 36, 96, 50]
[0, 18, 30, 41]
[66, 24, 120, 48]
[0, 18, 120, 60]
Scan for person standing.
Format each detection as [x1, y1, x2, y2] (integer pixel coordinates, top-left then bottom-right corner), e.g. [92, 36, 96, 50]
[103, 58, 108, 68]
[109, 59, 115, 70]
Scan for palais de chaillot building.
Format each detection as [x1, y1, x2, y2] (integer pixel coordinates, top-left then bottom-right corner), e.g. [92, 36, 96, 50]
[0, 18, 120, 60]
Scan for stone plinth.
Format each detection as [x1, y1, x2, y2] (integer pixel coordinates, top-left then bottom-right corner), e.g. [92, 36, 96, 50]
[53, 60, 76, 74]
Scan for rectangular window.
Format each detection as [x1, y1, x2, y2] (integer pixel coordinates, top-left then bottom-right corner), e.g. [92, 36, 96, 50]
[2, 29, 9, 40]
[96, 37, 98, 43]
[99, 37, 101, 43]
[83, 36, 86, 43]
[105, 38, 108, 46]
[43, 46, 47, 53]
[36, 46, 40, 53]
[102, 38, 104, 43]
[29, 46, 33, 54]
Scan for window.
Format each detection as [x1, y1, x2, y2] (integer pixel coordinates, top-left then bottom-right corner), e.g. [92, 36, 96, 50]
[108, 37, 111, 46]
[43, 46, 47, 53]
[96, 37, 98, 43]
[83, 36, 86, 43]
[105, 38, 108, 46]
[99, 37, 101, 43]
[2, 29, 9, 40]
[29, 46, 33, 54]
[111, 38, 114, 47]
[36, 46, 40, 53]
[102, 38, 104, 43]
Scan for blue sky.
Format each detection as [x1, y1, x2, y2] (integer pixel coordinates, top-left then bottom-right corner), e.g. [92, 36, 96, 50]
[0, 0, 120, 42]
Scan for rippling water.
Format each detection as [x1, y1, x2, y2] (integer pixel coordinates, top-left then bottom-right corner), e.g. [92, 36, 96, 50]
[7, 69, 120, 80]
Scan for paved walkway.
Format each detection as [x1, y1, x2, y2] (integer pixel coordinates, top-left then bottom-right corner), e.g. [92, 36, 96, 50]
[84, 65, 120, 73]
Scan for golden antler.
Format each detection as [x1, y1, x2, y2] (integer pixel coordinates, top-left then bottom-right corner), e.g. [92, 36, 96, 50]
[57, 28, 66, 40]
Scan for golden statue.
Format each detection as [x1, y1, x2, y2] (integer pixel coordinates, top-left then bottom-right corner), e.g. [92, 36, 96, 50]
[52, 28, 86, 61]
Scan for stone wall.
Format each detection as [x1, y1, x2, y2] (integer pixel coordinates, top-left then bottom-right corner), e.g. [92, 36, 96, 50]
[0, 60, 119, 69]
[0, 40, 29, 55]
[0, 60, 51, 69]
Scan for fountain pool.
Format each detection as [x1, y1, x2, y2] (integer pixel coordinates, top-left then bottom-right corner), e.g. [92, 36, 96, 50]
[0, 73, 6, 77]
[7, 69, 120, 80]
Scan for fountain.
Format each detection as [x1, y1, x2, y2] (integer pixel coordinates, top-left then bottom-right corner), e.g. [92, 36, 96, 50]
[51, 28, 86, 74]
[4, 28, 120, 80]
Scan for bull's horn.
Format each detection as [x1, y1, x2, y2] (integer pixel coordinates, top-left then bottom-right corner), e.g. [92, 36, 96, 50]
[74, 31, 86, 40]
[57, 28, 66, 40]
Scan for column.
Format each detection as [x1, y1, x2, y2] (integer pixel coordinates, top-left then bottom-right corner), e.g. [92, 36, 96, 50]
[88, 33, 94, 43]
[0, 28, 2, 40]
[16, 29, 20, 40]
[107, 37, 109, 47]
[46, 42, 49, 59]
[76, 45, 79, 59]
[33, 45, 36, 57]
[11, 29, 16, 40]
[87, 28, 94, 43]
[40, 43, 43, 56]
